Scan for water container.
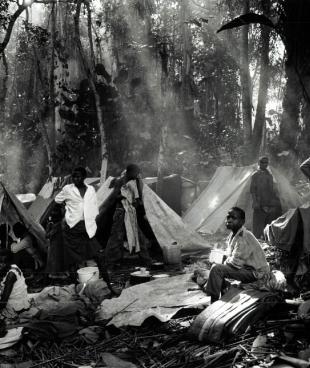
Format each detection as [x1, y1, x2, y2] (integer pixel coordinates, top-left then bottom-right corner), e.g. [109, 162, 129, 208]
[163, 242, 181, 265]
[209, 249, 225, 264]
[77, 266, 99, 284]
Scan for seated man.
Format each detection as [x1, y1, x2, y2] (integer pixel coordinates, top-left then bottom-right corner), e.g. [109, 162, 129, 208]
[204, 207, 270, 303]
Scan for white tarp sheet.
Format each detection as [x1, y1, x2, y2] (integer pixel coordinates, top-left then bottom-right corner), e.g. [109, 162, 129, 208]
[95, 274, 210, 327]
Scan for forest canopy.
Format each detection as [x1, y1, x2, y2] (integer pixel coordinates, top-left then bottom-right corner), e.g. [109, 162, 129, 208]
[0, 0, 309, 192]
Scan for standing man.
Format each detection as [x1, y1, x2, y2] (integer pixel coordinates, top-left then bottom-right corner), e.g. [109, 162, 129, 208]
[205, 207, 270, 303]
[55, 167, 100, 271]
[250, 156, 282, 238]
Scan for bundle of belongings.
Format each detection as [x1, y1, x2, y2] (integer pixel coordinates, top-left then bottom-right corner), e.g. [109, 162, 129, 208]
[264, 204, 310, 290]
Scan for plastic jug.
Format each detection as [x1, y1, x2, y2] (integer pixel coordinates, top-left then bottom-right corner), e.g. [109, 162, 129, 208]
[209, 249, 225, 264]
[163, 242, 181, 265]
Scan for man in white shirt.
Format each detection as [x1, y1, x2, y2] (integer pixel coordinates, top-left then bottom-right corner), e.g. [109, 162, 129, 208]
[55, 167, 101, 271]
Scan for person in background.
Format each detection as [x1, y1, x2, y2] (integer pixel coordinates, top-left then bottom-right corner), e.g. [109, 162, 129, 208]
[0, 248, 30, 319]
[250, 156, 282, 239]
[104, 164, 152, 270]
[204, 207, 270, 303]
[45, 205, 66, 280]
[11, 222, 44, 270]
[54, 167, 100, 272]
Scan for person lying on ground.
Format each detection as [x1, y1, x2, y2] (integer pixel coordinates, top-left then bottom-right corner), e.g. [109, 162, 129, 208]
[11, 222, 44, 270]
[104, 164, 152, 271]
[0, 248, 114, 324]
[203, 207, 270, 303]
[0, 249, 30, 319]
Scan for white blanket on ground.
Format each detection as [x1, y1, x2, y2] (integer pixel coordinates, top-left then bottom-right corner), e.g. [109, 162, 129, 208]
[95, 274, 210, 328]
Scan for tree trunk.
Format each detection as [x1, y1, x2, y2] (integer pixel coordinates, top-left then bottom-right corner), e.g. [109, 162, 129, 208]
[31, 32, 54, 177]
[0, 52, 8, 125]
[252, 0, 271, 160]
[0, 5, 26, 54]
[49, 1, 56, 151]
[279, 64, 302, 151]
[156, 6, 170, 197]
[180, 0, 192, 108]
[239, 0, 252, 154]
[0, 52, 8, 174]
[301, 87, 310, 157]
[156, 120, 168, 197]
[74, 0, 108, 182]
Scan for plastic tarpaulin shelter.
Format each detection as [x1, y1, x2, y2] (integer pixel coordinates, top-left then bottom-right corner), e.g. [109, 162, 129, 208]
[183, 165, 303, 234]
[97, 177, 210, 253]
[28, 177, 70, 225]
[0, 183, 47, 251]
[96, 274, 210, 327]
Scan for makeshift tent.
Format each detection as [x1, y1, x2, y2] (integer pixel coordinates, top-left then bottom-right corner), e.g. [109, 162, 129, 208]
[264, 204, 310, 283]
[183, 165, 304, 234]
[144, 174, 198, 215]
[96, 177, 210, 253]
[29, 176, 210, 253]
[0, 183, 46, 252]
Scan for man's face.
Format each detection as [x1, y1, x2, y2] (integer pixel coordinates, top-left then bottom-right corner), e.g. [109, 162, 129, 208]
[72, 171, 85, 187]
[259, 158, 269, 170]
[226, 210, 244, 232]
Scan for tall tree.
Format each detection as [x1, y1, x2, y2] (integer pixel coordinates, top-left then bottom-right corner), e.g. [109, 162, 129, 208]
[239, 0, 252, 155]
[74, 0, 108, 182]
[252, 0, 271, 159]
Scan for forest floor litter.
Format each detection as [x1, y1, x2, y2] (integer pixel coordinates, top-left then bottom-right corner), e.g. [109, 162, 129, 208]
[1, 243, 310, 368]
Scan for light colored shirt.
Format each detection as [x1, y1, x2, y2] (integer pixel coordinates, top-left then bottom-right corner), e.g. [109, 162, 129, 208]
[1, 265, 30, 312]
[225, 226, 270, 279]
[55, 183, 98, 238]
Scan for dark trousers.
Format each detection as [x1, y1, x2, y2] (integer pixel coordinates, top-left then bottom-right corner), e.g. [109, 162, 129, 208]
[253, 207, 282, 239]
[205, 264, 257, 301]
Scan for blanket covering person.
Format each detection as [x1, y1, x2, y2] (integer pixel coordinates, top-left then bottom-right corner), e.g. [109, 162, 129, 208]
[54, 167, 101, 270]
[204, 207, 270, 303]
